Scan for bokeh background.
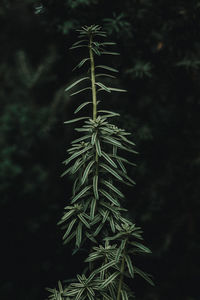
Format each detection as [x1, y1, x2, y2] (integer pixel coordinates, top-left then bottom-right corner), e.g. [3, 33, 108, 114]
[1, 1, 200, 299]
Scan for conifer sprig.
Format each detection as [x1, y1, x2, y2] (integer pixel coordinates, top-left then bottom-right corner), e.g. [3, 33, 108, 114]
[46, 25, 153, 300]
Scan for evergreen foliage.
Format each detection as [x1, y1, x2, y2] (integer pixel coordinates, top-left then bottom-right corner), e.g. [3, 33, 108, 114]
[1, 1, 200, 300]
[46, 25, 153, 300]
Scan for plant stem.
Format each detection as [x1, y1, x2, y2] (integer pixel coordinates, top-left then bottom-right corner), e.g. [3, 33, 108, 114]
[89, 34, 99, 177]
[117, 241, 127, 300]
[89, 34, 97, 121]
[117, 258, 125, 300]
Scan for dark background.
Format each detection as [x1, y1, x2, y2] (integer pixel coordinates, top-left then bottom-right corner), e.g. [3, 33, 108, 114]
[1, 0, 200, 299]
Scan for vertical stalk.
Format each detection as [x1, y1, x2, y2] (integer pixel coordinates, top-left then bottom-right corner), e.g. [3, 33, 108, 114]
[89, 34, 97, 121]
[117, 240, 127, 300]
[89, 33, 99, 176]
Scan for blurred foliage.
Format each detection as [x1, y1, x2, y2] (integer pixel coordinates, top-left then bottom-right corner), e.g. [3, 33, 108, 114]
[103, 12, 132, 37]
[0, 104, 47, 194]
[67, 0, 98, 9]
[0, 0, 200, 300]
[126, 61, 153, 78]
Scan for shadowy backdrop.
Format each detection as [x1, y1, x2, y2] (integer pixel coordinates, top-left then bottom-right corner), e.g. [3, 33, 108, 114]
[1, 1, 200, 299]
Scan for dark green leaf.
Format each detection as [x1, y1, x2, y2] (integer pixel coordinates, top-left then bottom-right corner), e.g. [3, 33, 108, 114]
[102, 136, 122, 147]
[62, 218, 77, 240]
[60, 166, 72, 177]
[92, 47, 101, 55]
[72, 39, 88, 46]
[90, 213, 101, 226]
[100, 42, 116, 46]
[82, 160, 95, 185]
[87, 292, 95, 300]
[108, 87, 127, 92]
[75, 288, 84, 300]
[120, 172, 136, 185]
[95, 33, 107, 37]
[130, 241, 151, 253]
[107, 285, 116, 299]
[96, 73, 116, 79]
[96, 82, 111, 93]
[72, 135, 91, 144]
[61, 209, 75, 222]
[100, 163, 123, 181]
[95, 138, 102, 156]
[113, 145, 117, 156]
[111, 155, 136, 167]
[93, 175, 99, 200]
[117, 158, 127, 174]
[96, 65, 119, 72]
[121, 290, 128, 300]
[85, 252, 102, 263]
[100, 208, 109, 223]
[64, 117, 89, 124]
[91, 131, 97, 145]
[70, 44, 88, 50]
[100, 201, 121, 215]
[85, 232, 97, 243]
[72, 177, 79, 196]
[63, 145, 92, 166]
[95, 260, 116, 274]
[101, 151, 118, 168]
[90, 198, 97, 219]
[65, 77, 90, 92]
[109, 216, 116, 232]
[125, 255, 134, 278]
[74, 101, 92, 114]
[120, 135, 135, 146]
[102, 180, 124, 198]
[63, 287, 77, 296]
[100, 271, 119, 289]
[71, 185, 92, 203]
[115, 246, 122, 263]
[104, 232, 123, 241]
[70, 87, 92, 96]
[78, 214, 90, 229]
[100, 189, 120, 206]
[93, 221, 104, 236]
[75, 127, 92, 132]
[98, 110, 119, 116]
[117, 144, 138, 154]
[72, 155, 93, 174]
[100, 292, 113, 300]
[75, 222, 82, 247]
[58, 280, 63, 293]
[73, 58, 90, 70]
[134, 267, 155, 286]
[101, 51, 120, 55]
